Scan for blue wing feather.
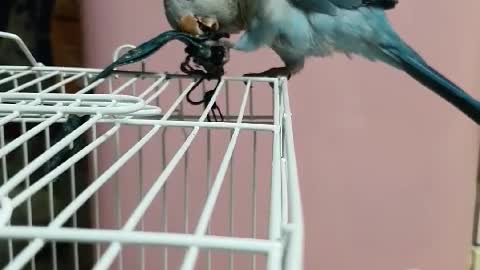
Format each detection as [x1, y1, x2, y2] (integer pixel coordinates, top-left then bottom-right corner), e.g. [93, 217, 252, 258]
[288, 0, 397, 14]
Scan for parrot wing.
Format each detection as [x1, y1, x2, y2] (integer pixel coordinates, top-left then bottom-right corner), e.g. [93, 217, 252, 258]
[288, 0, 398, 15]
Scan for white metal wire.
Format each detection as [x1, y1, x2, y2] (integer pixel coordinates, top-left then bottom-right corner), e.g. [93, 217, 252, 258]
[0, 31, 304, 270]
[0, 32, 38, 66]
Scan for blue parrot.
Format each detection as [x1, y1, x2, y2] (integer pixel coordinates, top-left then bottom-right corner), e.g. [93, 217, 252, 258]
[164, 0, 480, 124]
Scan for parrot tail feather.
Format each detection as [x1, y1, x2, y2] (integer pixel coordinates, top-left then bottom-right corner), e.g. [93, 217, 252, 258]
[381, 45, 480, 125]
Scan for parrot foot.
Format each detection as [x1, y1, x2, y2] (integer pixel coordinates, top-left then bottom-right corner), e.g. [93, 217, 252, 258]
[244, 67, 292, 79]
[243, 67, 292, 89]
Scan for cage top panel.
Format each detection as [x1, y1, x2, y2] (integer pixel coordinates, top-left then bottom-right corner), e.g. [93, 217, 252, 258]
[0, 66, 287, 131]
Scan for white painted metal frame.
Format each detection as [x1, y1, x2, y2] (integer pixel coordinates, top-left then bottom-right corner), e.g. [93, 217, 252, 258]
[0, 31, 304, 270]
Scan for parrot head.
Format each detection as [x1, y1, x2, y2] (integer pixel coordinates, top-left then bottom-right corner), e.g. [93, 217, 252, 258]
[163, 0, 246, 36]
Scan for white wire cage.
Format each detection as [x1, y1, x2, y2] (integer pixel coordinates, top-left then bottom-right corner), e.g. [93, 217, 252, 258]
[0, 31, 304, 270]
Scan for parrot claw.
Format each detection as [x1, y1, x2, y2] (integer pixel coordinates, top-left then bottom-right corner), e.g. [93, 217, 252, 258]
[244, 67, 293, 79]
[243, 67, 292, 89]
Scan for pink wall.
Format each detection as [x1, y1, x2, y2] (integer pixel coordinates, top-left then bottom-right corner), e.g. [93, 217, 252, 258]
[82, 1, 480, 269]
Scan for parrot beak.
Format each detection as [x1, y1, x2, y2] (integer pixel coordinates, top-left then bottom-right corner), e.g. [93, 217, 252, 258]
[179, 15, 219, 36]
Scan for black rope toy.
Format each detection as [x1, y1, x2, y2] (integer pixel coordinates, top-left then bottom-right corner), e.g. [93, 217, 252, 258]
[45, 30, 230, 174]
[180, 39, 228, 122]
[92, 30, 230, 122]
